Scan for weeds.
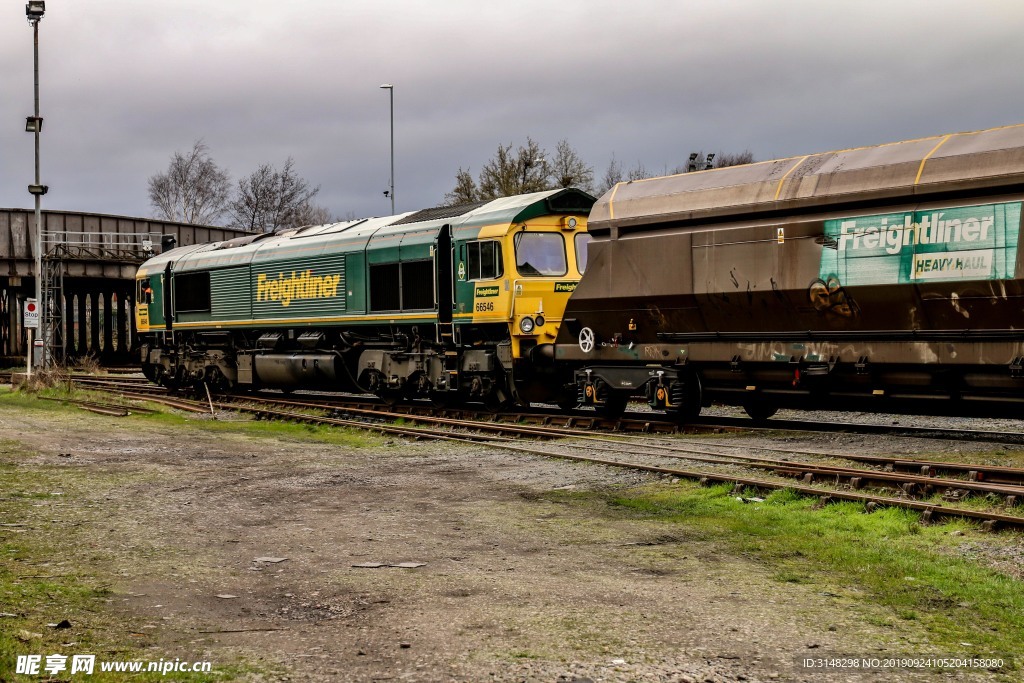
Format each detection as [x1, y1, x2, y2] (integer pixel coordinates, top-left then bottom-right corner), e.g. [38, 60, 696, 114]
[577, 482, 1024, 663]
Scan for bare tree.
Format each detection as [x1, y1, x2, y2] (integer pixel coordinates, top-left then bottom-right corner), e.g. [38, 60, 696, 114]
[550, 140, 594, 193]
[147, 140, 230, 225]
[714, 150, 755, 168]
[596, 154, 624, 195]
[626, 161, 651, 181]
[447, 137, 596, 203]
[443, 167, 480, 206]
[477, 137, 551, 200]
[290, 201, 334, 227]
[596, 156, 648, 192]
[229, 158, 320, 233]
[681, 149, 756, 172]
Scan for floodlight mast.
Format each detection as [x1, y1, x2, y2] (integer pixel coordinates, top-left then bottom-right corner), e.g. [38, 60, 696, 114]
[26, 1, 48, 368]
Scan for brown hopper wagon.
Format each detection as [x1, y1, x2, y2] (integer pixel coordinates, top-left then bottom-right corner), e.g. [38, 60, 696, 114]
[559, 124, 1024, 419]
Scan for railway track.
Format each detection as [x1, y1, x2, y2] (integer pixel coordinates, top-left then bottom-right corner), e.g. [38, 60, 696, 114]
[688, 414, 1024, 446]
[52, 377, 1024, 532]
[8, 371, 1024, 444]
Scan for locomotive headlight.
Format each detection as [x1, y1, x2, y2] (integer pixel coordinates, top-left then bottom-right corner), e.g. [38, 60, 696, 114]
[534, 315, 545, 327]
[519, 316, 535, 334]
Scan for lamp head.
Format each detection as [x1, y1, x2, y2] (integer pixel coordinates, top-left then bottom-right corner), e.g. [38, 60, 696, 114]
[26, 1, 45, 22]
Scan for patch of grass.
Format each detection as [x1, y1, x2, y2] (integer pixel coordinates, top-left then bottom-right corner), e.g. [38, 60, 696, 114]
[555, 482, 1024, 665]
[0, 439, 36, 459]
[0, 385, 383, 450]
[175, 412, 383, 448]
[0, 387, 388, 681]
[910, 449, 1024, 469]
[0, 465, 252, 681]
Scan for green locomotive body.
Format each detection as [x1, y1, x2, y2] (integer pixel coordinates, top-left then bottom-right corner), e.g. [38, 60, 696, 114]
[136, 188, 594, 406]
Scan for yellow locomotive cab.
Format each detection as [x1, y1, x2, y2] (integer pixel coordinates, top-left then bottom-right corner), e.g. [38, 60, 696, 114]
[464, 215, 589, 362]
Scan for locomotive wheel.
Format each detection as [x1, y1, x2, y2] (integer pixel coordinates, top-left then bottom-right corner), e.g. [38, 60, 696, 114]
[141, 363, 159, 383]
[743, 401, 779, 421]
[483, 391, 512, 413]
[431, 391, 460, 408]
[379, 392, 402, 407]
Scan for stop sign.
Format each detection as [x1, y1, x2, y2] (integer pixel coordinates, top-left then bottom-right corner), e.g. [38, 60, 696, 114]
[23, 299, 39, 329]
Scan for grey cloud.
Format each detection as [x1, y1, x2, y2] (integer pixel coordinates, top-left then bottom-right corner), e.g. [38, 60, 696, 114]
[1, 0, 1022, 222]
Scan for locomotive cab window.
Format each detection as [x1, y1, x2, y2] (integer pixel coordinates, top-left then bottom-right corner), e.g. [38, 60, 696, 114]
[138, 278, 153, 304]
[515, 232, 567, 277]
[574, 233, 593, 274]
[466, 240, 503, 280]
[173, 271, 211, 313]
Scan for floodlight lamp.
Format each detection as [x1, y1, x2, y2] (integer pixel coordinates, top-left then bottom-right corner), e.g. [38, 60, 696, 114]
[25, 116, 42, 133]
[379, 83, 393, 89]
[25, 1, 44, 21]
[27, 184, 48, 195]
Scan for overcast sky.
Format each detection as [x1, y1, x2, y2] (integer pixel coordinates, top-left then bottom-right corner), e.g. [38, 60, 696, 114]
[1, 0, 1022, 225]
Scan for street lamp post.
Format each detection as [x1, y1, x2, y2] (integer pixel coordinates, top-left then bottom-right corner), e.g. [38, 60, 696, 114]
[379, 83, 394, 215]
[26, 0, 47, 369]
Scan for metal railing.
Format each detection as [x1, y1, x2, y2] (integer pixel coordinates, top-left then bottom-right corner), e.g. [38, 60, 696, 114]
[42, 230, 163, 262]
[36, 231, 159, 365]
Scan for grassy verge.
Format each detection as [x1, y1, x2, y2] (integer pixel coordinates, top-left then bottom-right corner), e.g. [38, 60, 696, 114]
[550, 482, 1024, 669]
[0, 384, 382, 449]
[0, 388, 380, 681]
[0, 459, 243, 681]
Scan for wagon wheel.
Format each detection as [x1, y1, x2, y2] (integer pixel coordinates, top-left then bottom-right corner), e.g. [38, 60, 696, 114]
[667, 374, 703, 424]
[555, 392, 581, 412]
[743, 401, 778, 421]
[597, 392, 629, 420]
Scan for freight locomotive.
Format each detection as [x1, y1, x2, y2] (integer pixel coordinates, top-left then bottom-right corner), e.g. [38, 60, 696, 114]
[137, 123, 1024, 419]
[135, 189, 595, 408]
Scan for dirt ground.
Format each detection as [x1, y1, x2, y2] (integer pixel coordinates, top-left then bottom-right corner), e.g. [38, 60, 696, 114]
[0, 403, 1010, 682]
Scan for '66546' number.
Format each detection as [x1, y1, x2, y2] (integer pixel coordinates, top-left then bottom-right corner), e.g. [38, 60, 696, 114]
[475, 301, 494, 312]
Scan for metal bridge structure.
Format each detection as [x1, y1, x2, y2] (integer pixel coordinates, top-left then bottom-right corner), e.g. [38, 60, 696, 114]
[1, 208, 249, 365]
